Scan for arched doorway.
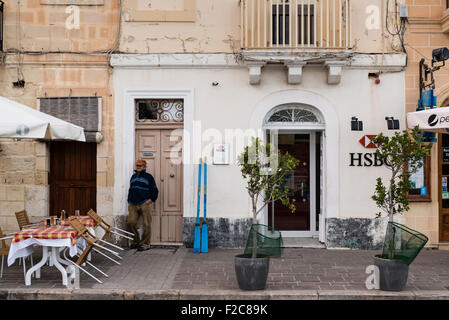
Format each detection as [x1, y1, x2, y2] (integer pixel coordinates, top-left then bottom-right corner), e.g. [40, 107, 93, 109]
[263, 103, 325, 238]
[249, 89, 340, 243]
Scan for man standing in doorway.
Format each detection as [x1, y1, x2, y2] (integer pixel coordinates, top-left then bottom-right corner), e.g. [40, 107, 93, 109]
[127, 159, 159, 251]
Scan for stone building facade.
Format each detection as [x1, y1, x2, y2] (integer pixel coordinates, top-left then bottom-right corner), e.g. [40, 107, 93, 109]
[0, 0, 119, 233]
[404, 0, 449, 248]
[111, 0, 408, 248]
[1, 0, 437, 250]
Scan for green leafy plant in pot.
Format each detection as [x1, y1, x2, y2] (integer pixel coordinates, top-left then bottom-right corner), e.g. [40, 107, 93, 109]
[371, 127, 432, 291]
[236, 137, 299, 290]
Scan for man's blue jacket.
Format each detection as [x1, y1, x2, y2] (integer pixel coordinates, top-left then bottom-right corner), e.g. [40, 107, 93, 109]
[127, 169, 159, 205]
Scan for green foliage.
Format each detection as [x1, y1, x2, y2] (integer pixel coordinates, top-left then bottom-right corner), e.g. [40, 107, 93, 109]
[238, 137, 300, 220]
[238, 137, 300, 258]
[371, 127, 432, 222]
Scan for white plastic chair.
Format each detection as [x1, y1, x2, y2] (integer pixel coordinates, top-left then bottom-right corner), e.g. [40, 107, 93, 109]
[0, 232, 30, 279]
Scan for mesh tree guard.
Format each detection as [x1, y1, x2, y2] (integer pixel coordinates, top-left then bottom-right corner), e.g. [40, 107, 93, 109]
[380, 222, 428, 265]
[243, 224, 283, 258]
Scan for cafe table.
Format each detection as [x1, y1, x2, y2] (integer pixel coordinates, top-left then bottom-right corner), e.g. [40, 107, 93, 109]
[40, 216, 95, 228]
[8, 224, 80, 286]
[39, 216, 97, 263]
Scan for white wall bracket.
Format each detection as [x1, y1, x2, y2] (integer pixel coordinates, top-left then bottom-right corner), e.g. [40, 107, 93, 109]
[247, 62, 266, 85]
[284, 61, 307, 84]
[325, 61, 347, 85]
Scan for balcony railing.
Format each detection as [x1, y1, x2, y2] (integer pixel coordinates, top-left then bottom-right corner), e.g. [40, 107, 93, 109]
[240, 0, 352, 50]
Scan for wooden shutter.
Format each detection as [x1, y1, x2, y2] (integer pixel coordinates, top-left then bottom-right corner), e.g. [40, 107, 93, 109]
[38, 97, 101, 132]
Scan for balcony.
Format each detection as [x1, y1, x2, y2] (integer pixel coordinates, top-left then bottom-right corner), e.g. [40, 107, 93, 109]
[240, 0, 352, 85]
[240, 0, 352, 50]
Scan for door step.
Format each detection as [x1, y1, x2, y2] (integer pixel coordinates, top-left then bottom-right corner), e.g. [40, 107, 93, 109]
[438, 242, 449, 250]
[150, 242, 184, 249]
[282, 237, 325, 248]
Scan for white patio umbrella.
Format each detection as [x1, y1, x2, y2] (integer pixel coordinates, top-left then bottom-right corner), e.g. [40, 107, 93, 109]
[406, 106, 449, 133]
[0, 96, 85, 141]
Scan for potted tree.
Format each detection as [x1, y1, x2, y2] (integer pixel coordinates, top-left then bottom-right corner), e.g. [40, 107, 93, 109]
[235, 137, 299, 290]
[371, 127, 432, 291]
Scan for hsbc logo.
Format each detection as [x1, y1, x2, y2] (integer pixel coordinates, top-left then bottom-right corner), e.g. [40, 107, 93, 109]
[359, 135, 379, 149]
[350, 135, 385, 167]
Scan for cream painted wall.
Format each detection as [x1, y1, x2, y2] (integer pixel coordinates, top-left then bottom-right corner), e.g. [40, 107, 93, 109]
[338, 69, 405, 218]
[112, 61, 405, 223]
[120, 0, 401, 54]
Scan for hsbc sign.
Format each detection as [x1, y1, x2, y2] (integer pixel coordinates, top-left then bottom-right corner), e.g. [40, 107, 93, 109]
[350, 153, 384, 167]
[359, 135, 379, 148]
[350, 135, 386, 167]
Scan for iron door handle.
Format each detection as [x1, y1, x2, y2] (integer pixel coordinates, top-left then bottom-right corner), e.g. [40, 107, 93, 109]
[170, 174, 175, 178]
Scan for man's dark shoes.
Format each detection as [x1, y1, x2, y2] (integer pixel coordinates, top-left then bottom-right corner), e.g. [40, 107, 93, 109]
[130, 243, 139, 249]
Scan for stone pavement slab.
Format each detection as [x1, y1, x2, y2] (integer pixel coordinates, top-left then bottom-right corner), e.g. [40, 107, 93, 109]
[170, 248, 449, 292]
[1, 247, 449, 299]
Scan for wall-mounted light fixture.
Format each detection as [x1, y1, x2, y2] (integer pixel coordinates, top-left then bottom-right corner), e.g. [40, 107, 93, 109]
[351, 117, 363, 131]
[432, 47, 449, 64]
[385, 117, 400, 130]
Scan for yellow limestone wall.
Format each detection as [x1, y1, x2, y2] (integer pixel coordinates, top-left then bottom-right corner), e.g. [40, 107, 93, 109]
[0, 0, 119, 233]
[404, 0, 449, 247]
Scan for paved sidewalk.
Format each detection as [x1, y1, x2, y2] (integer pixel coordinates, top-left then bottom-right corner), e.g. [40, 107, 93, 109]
[1, 247, 449, 299]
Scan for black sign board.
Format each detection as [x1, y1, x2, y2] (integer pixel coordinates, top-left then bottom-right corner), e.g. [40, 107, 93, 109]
[443, 147, 449, 163]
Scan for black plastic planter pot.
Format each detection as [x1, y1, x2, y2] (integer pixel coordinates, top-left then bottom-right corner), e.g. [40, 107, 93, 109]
[235, 254, 270, 290]
[374, 255, 409, 291]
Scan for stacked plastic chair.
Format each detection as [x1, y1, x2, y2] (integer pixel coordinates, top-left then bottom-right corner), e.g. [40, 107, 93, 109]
[63, 217, 124, 284]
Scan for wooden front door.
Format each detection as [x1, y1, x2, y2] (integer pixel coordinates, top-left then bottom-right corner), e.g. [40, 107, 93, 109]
[439, 133, 449, 241]
[269, 134, 310, 231]
[49, 141, 97, 216]
[135, 129, 183, 243]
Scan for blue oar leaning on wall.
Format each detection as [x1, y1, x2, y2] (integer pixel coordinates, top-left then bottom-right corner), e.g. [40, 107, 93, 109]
[201, 157, 208, 253]
[193, 158, 202, 253]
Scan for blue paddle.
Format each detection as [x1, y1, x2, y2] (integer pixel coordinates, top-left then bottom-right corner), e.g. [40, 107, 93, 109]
[193, 158, 202, 253]
[201, 157, 208, 253]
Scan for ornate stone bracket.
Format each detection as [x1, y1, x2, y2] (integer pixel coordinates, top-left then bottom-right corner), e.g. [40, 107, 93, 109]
[247, 62, 266, 85]
[284, 61, 307, 84]
[325, 61, 347, 85]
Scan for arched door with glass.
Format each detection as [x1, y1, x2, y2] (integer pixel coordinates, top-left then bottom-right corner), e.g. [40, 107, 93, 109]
[264, 104, 324, 237]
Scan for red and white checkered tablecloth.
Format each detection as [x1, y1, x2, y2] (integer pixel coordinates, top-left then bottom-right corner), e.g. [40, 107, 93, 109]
[40, 216, 95, 228]
[13, 225, 78, 246]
